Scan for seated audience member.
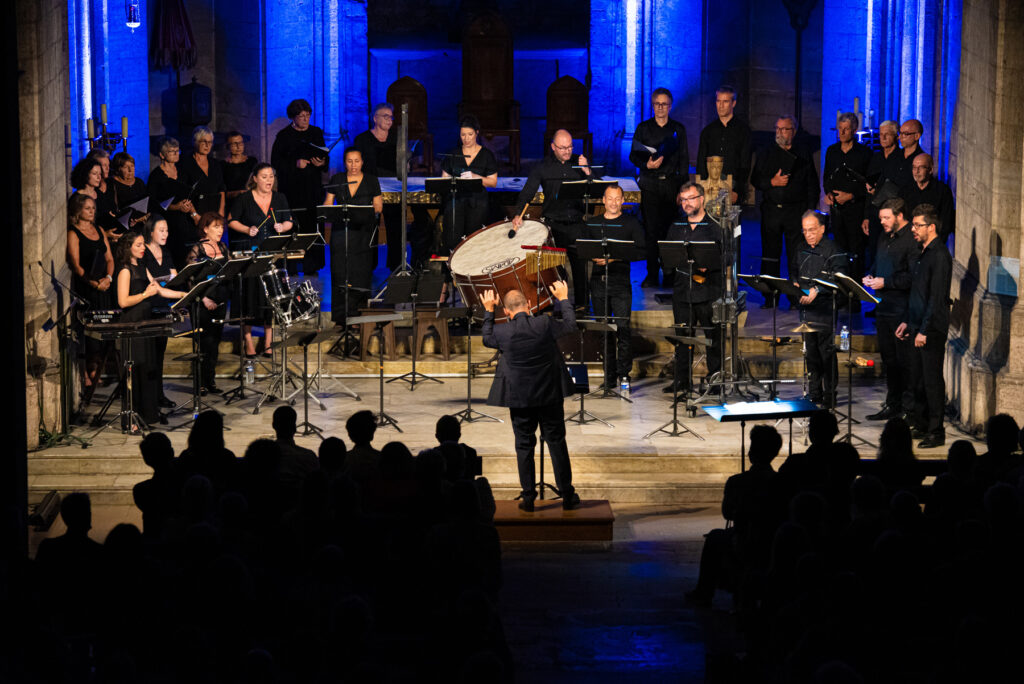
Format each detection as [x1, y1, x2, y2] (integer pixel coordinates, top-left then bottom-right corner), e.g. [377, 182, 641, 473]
[434, 414, 483, 479]
[132, 432, 180, 539]
[175, 410, 238, 496]
[778, 411, 839, 496]
[271, 405, 320, 504]
[874, 417, 923, 495]
[344, 410, 382, 482]
[973, 413, 1022, 489]
[686, 425, 785, 607]
[318, 436, 348, 481]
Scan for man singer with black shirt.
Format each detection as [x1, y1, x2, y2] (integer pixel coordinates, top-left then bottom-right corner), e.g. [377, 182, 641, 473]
[752, 116, 819, 290]
[823, 112, 872, 279]
[584, 184, 645, 390]
[511, 129, 591, 306]
[862, 199, 917, 421]
[630, 87, 689, 288]
[665, 182, 723, 393]
[797, 211, 845, 408]
[896, 204, 952, 449]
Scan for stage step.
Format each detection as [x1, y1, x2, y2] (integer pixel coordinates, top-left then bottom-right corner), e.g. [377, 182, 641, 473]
[493, 499, 615, 542]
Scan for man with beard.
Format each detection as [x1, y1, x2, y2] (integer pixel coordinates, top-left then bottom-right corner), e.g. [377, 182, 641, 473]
[797, 211, 845, 408]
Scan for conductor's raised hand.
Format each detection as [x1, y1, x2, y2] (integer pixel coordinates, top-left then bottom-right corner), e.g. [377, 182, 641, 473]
[549, 280, 569, 301]
[480, 289, 499, 312]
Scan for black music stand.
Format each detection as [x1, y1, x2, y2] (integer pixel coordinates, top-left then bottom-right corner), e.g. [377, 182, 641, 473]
[317, 203, 376, 357]
[833, 272, 880, 448]
[576, 236, 642, 400]
[565, 319, 616, 426]
[88, 324, 172, 438]
[740, 274, 806, 400]
[659, 239, 720, 399]
[167, 275, 227, 430]
[704, 398, 824, 471]
[277, 328, 339, 439]
[426, 176, 483, 250]
[642, 327, 708, 440]
[348, 312, 405, 431]
[557, 177, 615, 211]
[219, 253, 276, 405]
[439, 306, 502, 424]
[798, 274, 842, 411]
[383, 270, 445, 390]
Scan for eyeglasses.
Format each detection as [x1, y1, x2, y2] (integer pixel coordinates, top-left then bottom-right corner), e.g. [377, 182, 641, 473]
[899, 131, 918, 137]
[679, 195, 702, 202]
[553, 144, 574, 152]
[652, 101, 671, 108]
[376, 113, 393, 120]
[911, 221, 929, 228]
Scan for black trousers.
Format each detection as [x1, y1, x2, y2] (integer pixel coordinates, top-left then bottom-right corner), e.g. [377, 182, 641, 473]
[760, 203, 804, 280]
[804, 329, 838, 405]
[549, 221, 588, 307]
[382, 204, 403, 270]
[640, 177, 681, 281]
[154, 336, 168, 399]
[671, 297, 722, 386]
[198, 303, 226, 387]
[875, 314, 912, 411]
[510, 402, 575, 502]
[909, 334, 946, 434]
[441, 195, 488, 255]
[590, 276, 633, 380]
[330, 228, 375, 322]
[830, 200, 867, 277]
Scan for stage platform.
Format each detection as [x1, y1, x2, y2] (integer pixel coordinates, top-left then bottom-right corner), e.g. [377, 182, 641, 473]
[493, 499, 615, 543]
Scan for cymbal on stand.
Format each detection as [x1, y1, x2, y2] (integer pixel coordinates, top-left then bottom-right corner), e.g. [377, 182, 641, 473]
[791, 322, 829, 334]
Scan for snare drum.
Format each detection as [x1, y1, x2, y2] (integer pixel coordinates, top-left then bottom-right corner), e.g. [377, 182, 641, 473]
[449, 219, 565, 322]
[290, 280, 322, 323]
[260, 268, 292, 303]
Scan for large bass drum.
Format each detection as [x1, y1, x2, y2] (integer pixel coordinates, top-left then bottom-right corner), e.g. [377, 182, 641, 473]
[449, 219, 567, 322]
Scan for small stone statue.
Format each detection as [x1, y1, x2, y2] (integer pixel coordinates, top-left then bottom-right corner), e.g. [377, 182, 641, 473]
[698, 156, 733, 216]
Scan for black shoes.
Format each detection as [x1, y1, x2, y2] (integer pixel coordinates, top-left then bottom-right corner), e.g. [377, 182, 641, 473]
[918, 433, 945, 449]
[204, 384, 223, 395]
[518, 499, 535, 513]
[157, 395, 175, 409]
[562, 492, 582, 511]
[866, 405, 898, 421]
[911, 427, 929, 439]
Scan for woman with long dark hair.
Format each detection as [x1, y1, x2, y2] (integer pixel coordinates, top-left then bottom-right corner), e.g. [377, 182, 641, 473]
[227, 162, 293, 356]
[186, 212, 231, 394]
[114, 231, 185, 429]
[143, 214, 178, 407]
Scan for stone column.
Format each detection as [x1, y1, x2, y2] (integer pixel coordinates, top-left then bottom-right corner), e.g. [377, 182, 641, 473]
[947, 0, 1024, 431]
[19, 0, 70, 447]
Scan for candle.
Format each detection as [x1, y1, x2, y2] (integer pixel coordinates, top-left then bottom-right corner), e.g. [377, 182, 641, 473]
[853, 96, 860, 115]
[100, 104, 107, 124]
[121, 116, 128, 139]
[87, 118, 95, 139]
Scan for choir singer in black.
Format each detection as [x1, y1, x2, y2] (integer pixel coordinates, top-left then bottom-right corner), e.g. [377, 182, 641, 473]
[862, 198, 916, 421]
[511, 129, 591, 307]
[584, 183, 645, 390]
[480, 282, 580, 512]
[629, 87, 688, 288]
[665, 182, 723, 394]
[796, 211, 845, 408]
[752, 115, 819, 296]
[896, 204, 952, 449]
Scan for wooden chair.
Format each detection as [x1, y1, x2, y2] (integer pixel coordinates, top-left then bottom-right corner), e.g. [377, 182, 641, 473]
[544, 75, 592, 161]
[387, 76, 434, 174]
[358, 308, 397, 362]
[411, 305, 451, 361]
[459, 12, 520, 172]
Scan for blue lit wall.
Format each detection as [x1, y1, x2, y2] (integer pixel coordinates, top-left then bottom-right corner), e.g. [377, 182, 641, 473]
[822, 0, 961, 182]
[68, 0, 150, 178]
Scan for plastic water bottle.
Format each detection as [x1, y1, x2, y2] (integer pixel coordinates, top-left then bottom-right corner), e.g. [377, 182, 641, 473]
[245, 359, 255, 385]
[840, 325, 850, 352]
[619, 376, 630, 399]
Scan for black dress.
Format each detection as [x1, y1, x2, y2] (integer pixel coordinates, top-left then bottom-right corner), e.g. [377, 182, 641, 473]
[439, 145, 498, 254]
[271, 124, 327, 272]
[118, 262, 160, 426]
[142, 246, 176, 398]
[229, 190, 291, 324]
[326, 173, 380, 322]
[93, 185, 120, 237]
[69, 224, 113, 356]
[223, 157, 258, 194]
[186, 241, 229, 388]
[179, 155, 226, 216]
[147, 165, 196, 269]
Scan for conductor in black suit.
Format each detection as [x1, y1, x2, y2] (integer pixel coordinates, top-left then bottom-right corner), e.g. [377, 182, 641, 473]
[481, 281, 581, 512]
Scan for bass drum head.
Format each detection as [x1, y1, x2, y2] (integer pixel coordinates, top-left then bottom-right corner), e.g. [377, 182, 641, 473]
[448, 219, 549, 276]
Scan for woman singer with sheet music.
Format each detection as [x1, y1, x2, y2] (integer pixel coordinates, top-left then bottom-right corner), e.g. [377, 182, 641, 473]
[186, 213, 231, 395]
[439, 114, 498, 255]
[143, 214, 179, 408]
[147, 137, 198, 269]
[227, 162, 292, 357]
[111, 152, 150, 235]
[324, 147, 383, 322]
[114, 231, 185, 430]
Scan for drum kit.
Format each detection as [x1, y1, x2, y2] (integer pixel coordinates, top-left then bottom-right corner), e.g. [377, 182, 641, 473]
[259, 268, 322, 326]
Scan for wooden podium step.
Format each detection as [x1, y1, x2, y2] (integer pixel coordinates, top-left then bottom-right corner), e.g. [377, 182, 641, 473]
[493, 499, 614, 542]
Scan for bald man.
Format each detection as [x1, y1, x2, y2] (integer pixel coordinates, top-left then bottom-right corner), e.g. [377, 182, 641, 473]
[481, 281, 580, 511]
[899, 153, 955, 242]
[512, 129, 592, 306]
